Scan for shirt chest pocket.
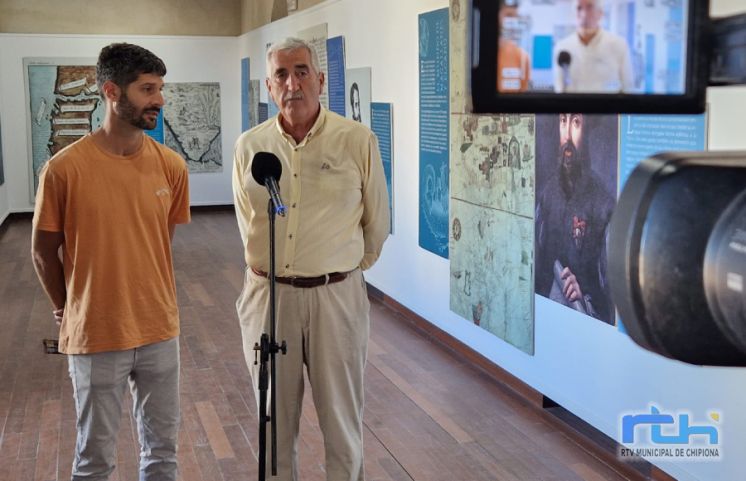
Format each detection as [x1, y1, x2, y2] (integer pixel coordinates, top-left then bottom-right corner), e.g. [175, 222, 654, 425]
[591, 56, 622, 88]
[310, 164, 362, 193]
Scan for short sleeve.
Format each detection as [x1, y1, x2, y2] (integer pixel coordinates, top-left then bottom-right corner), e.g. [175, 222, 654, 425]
[168, 156, 191, 225]
[33, 162, 65, 232]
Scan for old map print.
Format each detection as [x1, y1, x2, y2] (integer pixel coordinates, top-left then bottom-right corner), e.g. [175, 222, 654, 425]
[450, 198, 534, 353]
[449, 113, 536, 355]
[163, 82, 222, 173]
[25, 58, 103, 198]
[450, 114, 535, 216]
[447, 0, 535, 354]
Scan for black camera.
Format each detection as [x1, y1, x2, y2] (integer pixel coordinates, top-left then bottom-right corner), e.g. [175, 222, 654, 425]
[609, 152, 746, 366]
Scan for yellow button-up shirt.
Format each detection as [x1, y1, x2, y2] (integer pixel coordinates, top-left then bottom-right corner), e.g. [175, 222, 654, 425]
[233, 107, 390, 277]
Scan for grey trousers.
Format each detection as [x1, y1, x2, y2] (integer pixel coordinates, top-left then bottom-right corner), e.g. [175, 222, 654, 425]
[67, 337, 180, 481]
[236, 267, 370, 481]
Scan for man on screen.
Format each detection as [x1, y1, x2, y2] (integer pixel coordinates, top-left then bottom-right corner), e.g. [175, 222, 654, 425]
[535, 113, 615, 324]
[553, 0, 633, 93]
[497, 0, 531, 92]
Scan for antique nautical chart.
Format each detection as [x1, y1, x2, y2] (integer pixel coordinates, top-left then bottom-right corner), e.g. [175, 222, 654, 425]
[448, 0, 535, 354]
[162, 82, 222, 173]
[449, 114, 535, 354]
[24, 58, 104, 199]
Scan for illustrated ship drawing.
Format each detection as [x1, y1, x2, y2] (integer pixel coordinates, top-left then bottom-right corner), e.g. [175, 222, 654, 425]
[35, 98, 47, 125]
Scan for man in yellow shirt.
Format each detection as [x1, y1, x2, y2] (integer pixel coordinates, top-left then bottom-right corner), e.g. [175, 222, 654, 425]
[233, 38, 389, 481]
[31, 43, 190, 480]
[552, 0, 633, 93]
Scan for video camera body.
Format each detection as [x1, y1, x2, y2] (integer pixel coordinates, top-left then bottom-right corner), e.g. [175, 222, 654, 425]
[609, 152, 746, 366]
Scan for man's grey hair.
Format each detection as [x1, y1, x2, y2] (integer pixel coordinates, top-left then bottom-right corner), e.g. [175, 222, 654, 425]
[266, 37, 322, 76]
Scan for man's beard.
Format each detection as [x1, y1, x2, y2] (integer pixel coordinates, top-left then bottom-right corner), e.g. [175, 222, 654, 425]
[558, 141, 583, 197]
[118, 93, 160, 130]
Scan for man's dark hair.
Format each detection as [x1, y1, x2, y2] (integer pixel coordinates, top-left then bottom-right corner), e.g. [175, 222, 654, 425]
[96, 43, 166, 98]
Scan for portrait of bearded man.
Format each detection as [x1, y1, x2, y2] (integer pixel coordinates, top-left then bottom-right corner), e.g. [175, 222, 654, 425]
[534, 113, 618, 324]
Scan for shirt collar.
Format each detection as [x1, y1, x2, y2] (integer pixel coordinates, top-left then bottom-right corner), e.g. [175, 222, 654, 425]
[577, 28, 604, 47]
[274, 106, 327, 148]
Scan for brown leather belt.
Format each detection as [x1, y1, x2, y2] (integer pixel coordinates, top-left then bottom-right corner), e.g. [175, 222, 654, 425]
[251, 267, 350, 288]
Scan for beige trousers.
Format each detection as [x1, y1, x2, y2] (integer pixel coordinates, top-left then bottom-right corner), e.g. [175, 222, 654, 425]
[236, 267, 370, 481]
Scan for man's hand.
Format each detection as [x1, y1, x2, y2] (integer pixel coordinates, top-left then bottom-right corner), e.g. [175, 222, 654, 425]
[560, 267, 584, 303]
[52, 307, 64, 326]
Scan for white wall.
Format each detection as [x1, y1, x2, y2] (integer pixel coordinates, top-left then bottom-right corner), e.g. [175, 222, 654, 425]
[708, 0, 746, 151]
[0, 188, 7, 226]
[0, 96, 8, 224]
[0, 144, 8, 226]
[0, 33, 239, 212]
[237, 1, 746, 481]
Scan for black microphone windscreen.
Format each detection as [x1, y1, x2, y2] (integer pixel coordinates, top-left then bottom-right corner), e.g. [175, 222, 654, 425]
[251, 152, 283, 186]
[558, 50, 571, 67]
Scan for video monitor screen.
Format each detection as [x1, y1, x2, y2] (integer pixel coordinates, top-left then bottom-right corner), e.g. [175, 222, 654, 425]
[471, 0, 709, 114]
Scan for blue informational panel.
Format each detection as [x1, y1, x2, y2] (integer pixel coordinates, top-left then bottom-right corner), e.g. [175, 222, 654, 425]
[619, 113, 707, 190]
[258, 103, 269, 124]
[268, 98, 279, 118]
[144, 110, 164, 143]
[418, 7, 449, 259]
[617, 112, 707, 332]
[326, 36, 346, 117]
[241, 57, 250, 132]
[666, 5, 685, 93]
[371, 102, 393, 233]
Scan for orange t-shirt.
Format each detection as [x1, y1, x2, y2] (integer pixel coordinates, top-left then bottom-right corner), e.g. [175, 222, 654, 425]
[497, 40, 531, 92]
[33, 134, 190, 354]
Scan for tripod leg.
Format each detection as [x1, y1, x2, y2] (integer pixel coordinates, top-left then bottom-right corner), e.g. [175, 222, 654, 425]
[271, 350, 278, 476]
[257, 334, 270, 481]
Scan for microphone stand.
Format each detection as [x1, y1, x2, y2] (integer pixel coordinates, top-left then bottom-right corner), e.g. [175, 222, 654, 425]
[254, 200, 287, 481]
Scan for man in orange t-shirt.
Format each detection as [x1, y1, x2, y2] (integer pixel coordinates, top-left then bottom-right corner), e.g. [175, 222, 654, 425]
[497, 0, 531, 92]
[31, 43, 190, 481]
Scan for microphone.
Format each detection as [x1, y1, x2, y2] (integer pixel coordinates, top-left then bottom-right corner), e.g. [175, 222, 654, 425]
[251, 152, 287, 217]
[557, 50, 571, 93]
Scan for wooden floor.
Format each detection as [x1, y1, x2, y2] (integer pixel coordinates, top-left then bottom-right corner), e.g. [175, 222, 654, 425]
[0, 211, 633, 481]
